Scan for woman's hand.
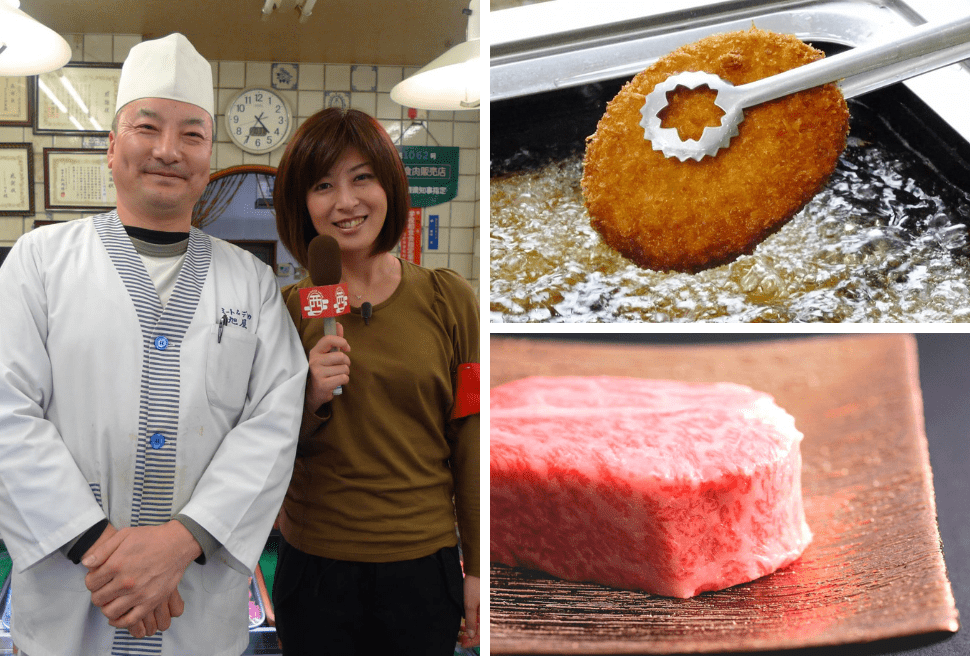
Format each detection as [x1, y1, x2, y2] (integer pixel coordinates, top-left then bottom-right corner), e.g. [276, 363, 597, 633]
[460, 574, 480, 648]
[305, 321, 351, 411]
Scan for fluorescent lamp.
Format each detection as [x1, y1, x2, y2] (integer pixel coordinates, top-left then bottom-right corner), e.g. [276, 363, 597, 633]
[391, 0, 480, 111]
[0, 0, 71, 75]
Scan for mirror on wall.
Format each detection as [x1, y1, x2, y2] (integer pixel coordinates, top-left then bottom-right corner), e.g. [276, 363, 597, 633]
[192, 164, 304, 287]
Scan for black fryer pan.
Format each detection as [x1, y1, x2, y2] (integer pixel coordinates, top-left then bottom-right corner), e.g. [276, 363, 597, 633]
[490, 44, 970, 208]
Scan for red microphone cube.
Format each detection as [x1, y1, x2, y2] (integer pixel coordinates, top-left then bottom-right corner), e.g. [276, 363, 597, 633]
[300, 283, 351, 319]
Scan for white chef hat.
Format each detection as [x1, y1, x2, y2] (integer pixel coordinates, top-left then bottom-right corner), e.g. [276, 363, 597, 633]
[115, 33, 214, 120]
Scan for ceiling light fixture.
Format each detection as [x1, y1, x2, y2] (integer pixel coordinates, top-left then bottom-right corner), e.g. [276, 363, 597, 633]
[0, 0, 71, 75]
[391, 0, 480, 111]
[296, 0, 316, 23]
[261, 0, 279, 21]
[262, 0, 316, 23]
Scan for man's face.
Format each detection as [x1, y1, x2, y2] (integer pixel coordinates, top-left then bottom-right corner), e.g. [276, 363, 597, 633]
[108, 98, 213, 226]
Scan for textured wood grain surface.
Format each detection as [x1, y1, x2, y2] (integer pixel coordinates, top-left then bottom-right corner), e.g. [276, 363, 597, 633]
[490, 334, 959, 654]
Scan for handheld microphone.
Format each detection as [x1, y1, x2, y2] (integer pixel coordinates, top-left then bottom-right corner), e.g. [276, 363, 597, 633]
[301, 235, 350, 394]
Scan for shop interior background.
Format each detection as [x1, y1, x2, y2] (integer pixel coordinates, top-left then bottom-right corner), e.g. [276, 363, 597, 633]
[0, 0, 481, 296]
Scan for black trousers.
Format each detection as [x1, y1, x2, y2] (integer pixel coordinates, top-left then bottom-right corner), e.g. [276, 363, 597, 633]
[272, 537, 464, 656]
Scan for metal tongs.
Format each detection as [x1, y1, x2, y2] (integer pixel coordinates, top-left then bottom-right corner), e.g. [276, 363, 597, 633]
[640, 14, 970, 162]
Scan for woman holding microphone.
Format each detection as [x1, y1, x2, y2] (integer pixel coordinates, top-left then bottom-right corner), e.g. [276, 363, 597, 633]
[272, 107, 479, 655]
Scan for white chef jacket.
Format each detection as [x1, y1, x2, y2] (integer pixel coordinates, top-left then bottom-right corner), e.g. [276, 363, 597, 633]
[0, 213, 308, 656]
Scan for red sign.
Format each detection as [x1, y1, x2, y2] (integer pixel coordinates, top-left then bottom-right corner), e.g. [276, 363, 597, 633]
[400, 207, 422, 265]
[299, 283, 351, 319]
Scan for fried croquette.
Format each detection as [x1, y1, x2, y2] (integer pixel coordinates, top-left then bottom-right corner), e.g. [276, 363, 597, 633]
[582, 27, 850, 273]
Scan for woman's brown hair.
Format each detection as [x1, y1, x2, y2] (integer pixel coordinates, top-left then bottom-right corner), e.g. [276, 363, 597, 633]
[274, 108, 411, 268]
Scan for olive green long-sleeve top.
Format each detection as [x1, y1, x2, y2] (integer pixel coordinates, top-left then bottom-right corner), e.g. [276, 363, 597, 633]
[278, 260, 480, 576]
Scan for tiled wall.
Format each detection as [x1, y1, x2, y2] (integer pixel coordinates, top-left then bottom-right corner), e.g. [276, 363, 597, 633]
[0, 33, 480, 295]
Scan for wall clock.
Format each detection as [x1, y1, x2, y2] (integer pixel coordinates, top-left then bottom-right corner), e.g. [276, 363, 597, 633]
[224, 87, 293, 154]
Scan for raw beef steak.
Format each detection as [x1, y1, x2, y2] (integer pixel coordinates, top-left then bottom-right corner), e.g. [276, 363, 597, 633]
[490, 376, 812, 598]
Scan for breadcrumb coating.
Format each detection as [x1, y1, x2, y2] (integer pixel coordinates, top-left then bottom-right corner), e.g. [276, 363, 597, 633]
[582, 28, 850, 272]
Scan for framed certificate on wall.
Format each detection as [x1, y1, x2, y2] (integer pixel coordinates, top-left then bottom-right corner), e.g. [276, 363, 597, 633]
[34, 63, 122, 135]
[44, 148, 116, 211]
[1, 77, 34, 127]
[0, 143, 35, 215]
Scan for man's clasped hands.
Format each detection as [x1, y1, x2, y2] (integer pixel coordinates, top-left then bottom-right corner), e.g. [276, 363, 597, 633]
[81, 521, 203, 639]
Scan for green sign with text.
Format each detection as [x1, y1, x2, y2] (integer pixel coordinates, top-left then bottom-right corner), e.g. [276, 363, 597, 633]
[398, 145, 460, 208]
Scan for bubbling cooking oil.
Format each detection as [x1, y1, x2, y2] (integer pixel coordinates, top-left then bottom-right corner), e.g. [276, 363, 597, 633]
[490, 137, 970, 322]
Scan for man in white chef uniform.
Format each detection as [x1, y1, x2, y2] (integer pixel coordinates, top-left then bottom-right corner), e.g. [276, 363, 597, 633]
[0, 34, 308, 656]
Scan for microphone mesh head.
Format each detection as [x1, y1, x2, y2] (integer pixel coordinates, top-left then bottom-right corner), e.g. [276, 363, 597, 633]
[307, 235, 343, 286]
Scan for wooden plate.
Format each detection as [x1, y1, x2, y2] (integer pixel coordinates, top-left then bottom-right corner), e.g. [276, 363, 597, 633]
[490, 334, 959, 653]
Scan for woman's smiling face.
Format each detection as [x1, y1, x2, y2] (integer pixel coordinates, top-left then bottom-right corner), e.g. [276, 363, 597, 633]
[306, 146, 388, 256]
